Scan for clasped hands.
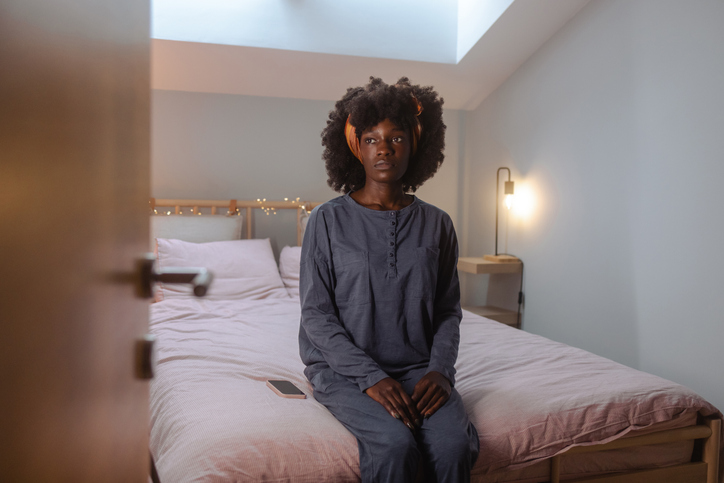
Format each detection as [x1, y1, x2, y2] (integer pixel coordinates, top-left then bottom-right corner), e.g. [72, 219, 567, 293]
[364, 371, 451, 430]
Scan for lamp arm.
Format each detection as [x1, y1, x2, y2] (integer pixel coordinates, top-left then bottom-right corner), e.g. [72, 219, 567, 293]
[495, 167, 511, 256]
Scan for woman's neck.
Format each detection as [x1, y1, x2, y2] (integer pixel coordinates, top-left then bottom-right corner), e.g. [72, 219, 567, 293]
[350, 182, 412, 211]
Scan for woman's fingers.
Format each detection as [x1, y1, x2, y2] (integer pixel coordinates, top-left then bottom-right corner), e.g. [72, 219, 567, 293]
[418, 385, 440, 416]
[421, 389, 450, 418]
[390, 387, 420, 428]
[369, 372, 453, 422]
[423, 392, 450, 418]
[366, 378, 420, 429]
[413, 372, 452, 417]
[414, 385, 435, 414]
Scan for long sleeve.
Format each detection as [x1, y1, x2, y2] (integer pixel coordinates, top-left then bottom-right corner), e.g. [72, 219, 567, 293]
[299, 208, 389, 392]
[425, 219, 462, 386]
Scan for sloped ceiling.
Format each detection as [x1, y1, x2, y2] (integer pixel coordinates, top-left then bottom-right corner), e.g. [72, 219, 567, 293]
[152, 0, 591, 110]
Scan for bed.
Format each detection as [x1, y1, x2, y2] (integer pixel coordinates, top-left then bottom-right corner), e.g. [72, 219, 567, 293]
[148, 199, 722, 483]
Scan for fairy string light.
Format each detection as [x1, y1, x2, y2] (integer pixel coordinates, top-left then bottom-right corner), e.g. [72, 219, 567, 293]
[151, 198, 310, 216]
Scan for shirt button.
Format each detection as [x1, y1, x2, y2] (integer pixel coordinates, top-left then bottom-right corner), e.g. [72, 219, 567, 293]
[388, 252, 394, 257]
[389, 262, 395, 267]
[389, 212, 395, 217]
[389, 231, 394, 236]
[390, 221, 396, 226]
[389, 241, 394, 246]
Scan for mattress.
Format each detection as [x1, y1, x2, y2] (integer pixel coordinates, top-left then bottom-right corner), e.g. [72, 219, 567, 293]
[149, 297, 721, 482]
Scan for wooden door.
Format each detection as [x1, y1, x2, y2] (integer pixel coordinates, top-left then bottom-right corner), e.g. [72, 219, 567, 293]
[0, 0, 151, 480]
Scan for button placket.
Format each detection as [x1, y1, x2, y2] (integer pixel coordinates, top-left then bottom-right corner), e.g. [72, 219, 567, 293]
[387, 212, 397, 276]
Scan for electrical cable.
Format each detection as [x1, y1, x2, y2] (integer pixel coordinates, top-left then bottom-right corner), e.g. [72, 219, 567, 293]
[494, 252, 524, 329]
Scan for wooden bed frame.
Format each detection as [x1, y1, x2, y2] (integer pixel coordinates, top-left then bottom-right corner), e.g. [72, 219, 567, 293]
[149, 198, 323, 246]
[545, 418, 720, 483]
[148, 197, 721, 483]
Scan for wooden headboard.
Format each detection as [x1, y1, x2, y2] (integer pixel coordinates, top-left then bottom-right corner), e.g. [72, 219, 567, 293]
[149, 198, 323, 246]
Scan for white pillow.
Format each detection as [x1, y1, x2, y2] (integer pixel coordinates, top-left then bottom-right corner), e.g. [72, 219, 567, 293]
[279, 246, 302, 298]
[155, 238, 290, 302]
[150, 215, 243, 249]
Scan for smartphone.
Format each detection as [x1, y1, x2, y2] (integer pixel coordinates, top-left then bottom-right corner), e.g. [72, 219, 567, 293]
[266, 379, 306, 399]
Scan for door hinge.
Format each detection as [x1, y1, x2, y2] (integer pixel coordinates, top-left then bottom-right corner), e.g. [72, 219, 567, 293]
[135, 334, 156, 380]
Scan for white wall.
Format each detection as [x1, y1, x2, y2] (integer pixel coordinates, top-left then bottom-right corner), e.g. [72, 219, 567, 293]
[461, 0, 724, 409]
[152, 91, 334, 201]
[152, 90, 464, 253]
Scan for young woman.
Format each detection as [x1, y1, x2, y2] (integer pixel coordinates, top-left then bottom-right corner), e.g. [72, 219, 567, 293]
[299, 77, 479, 483]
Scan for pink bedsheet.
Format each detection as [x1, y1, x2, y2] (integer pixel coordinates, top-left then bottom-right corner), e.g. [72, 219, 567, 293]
[149, 298, 721, 482]
[456, 316, 722, 481]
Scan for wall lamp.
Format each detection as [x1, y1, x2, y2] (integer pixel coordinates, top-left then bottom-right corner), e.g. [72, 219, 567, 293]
[484, 167, 518, 262]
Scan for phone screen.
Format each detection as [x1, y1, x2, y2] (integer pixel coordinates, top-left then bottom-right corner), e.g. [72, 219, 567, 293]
[267, 380, 306, 398]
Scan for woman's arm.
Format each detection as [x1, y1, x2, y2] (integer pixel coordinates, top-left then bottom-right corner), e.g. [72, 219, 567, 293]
[426, 216, 462, 383]
[412, 216, 462, 416]
[300, 257, 390, 391]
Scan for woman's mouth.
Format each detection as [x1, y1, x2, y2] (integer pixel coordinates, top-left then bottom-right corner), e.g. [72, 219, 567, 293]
[374, 161, 394, 169]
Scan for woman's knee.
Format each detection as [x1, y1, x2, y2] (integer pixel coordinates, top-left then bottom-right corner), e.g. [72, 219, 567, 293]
[428, 425, 477, 466]
[377, 425, 420, 462]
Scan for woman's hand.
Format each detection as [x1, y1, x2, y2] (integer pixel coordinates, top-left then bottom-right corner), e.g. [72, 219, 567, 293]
[364, 377, 422, 430]
[411, 371, 451, 419]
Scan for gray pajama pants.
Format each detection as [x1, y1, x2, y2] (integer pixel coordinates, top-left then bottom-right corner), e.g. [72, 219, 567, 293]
[312, 368, 479, 483]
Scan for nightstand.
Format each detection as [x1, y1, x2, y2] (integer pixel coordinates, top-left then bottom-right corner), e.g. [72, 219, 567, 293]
[457, 256, 522, 328]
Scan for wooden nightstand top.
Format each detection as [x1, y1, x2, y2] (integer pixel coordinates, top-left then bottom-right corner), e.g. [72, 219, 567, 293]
[457, 257, 522, 274]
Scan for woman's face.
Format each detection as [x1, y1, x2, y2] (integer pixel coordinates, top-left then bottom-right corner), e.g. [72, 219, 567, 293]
[358, 118, 411, 186]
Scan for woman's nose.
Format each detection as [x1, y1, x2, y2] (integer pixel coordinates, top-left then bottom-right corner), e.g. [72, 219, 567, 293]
[377, 140, 393, 155]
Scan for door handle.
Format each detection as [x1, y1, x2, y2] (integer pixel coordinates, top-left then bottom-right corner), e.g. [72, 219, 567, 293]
[136, 253, 213, 298]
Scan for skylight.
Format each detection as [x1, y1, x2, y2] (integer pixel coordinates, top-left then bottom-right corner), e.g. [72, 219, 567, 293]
[152, 0, 514, 65]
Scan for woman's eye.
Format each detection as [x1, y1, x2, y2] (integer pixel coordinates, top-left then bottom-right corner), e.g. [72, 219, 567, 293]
[364, 138, 375, 144]
[393, 137, 403, 142]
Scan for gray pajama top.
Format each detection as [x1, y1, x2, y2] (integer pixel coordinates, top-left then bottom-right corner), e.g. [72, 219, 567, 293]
[298, 193, 462, 392]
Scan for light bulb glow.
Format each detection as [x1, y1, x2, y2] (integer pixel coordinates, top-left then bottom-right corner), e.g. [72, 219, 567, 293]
[511, 182, 536, 220]
[504, 194, 514, 210]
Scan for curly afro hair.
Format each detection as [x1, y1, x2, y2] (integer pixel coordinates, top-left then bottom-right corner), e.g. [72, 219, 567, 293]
[322, 77, 446, 193]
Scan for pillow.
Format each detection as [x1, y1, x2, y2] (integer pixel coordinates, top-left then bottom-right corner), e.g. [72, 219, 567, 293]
[150, 215, 243, 249]
[279, 246, 302, 298]
[155, 238, 290, 302]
